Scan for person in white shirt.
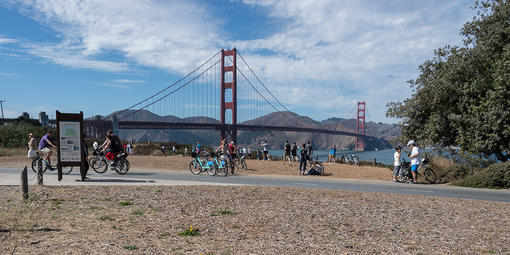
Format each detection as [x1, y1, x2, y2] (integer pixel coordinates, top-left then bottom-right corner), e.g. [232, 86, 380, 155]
[407, 140, 420, 184]
[393, 146, 402, 182]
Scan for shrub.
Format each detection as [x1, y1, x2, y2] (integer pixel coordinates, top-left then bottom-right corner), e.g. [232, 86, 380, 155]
[454, 162, 510, 189]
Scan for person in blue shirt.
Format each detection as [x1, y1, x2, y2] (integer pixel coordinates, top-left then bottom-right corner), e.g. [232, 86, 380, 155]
[38, 130, 57, 169]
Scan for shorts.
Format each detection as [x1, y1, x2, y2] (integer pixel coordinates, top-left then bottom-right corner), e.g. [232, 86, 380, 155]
[220, 155, 229, 161]
[393, 165, 401, 176]
[284, 151, 290, 157]
[411, 164, 419, 172]
[40, 147, 51, 155]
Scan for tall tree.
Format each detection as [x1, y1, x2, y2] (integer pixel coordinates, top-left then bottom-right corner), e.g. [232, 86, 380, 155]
[387, 0, 510, 161]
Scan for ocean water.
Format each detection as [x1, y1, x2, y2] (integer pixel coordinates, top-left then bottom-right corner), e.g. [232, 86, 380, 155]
[267, 149, 396, 165]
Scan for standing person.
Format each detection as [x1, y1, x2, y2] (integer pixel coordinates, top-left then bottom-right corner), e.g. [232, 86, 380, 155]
[184, 147, 188, 156]
[298, 144, 308, 175]
[392, 146, 402, 182]
[38, 130, 57, 169]
[256, 147, 261, 160]
[305, 141, 313, 160]
[27, 133, 38, 159]
[100, 130, 122, 166]
[196, 142, 201, 154]
[261, 140, 269, 161]
[247, 146, 252, 159]
[331, 145, 337, 164]
[127, 143, 133, 154]
[407, 140, 420, 184]
[172, 145, 176, 156]
[327, 146, 333, 164]
[161, 145, 166, 156]
[283, 141, 291, 164]
[291, 143, 297, 161]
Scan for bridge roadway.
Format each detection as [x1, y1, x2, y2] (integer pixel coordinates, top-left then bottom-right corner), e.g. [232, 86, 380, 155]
[116, 121, 376, 139]
[1, 168, 508, 203]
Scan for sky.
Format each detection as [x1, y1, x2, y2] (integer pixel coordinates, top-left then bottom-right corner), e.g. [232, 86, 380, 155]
[0, 0, 476, 123]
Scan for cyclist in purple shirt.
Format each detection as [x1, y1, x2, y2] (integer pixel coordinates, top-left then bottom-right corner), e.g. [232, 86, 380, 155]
[38, 130, 57, 169]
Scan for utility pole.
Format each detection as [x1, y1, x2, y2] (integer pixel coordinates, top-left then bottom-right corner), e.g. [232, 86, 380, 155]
[0, 100, 5, 124]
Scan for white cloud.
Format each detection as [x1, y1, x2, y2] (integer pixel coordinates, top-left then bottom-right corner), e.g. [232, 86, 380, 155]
[4, 0, 476, 122]
[10, 0, 221, 73]
[0, 36, 17, 44]
[111, 79, 147, 84]
[99, 83, 128, 89]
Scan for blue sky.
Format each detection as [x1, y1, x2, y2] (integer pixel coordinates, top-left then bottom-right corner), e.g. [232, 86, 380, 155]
[0, 0, 475, 123]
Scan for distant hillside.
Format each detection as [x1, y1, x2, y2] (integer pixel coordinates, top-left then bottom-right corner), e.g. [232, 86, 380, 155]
[94, 110, 400, 150]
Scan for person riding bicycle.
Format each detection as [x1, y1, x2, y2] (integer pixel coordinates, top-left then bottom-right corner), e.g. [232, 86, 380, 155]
[392, 145, 402, 182]
[38, 130, 57, 170]
[407, 140, 420, 184]
[100, 130, 122, 166]
[215, 139, 230, 168]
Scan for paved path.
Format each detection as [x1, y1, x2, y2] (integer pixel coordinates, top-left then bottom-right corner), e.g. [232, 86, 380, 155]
[1, 167, 509, 203]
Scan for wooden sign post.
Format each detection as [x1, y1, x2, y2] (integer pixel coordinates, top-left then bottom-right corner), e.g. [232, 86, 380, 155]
[56, 111, 86, 181]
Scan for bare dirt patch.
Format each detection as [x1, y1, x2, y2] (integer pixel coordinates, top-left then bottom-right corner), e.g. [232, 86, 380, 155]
[1, 154, 393, 181]
[1, 185, 509, 254]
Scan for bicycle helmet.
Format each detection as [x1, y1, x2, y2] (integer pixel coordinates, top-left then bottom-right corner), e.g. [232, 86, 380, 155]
[407, 140, 415, 146]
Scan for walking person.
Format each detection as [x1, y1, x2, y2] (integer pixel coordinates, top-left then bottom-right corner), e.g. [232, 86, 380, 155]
[331, 145, 336, 164]
[27, 133, 38, 159]
[407, 140, 420, 184]
[247, 146, 252, 159]
[261, 140, 269, 161]
[298, 144, 308, 175]
[184, 147, 188, 156]
[392, 146, 402, 182]
[291, 142, 297, 161]
[161, 145, 166, 156]
[283, 141, 291, 164]
[172, 145, 176, 156]
[126, 143, 132, 154]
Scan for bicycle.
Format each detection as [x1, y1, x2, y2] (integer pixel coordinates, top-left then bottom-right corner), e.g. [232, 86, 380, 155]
[306, 155, 324, 175]
[212, 153, 231, 176]
[398, 157, 437, 184]
[31, 149, 73, 175]
[89, 148, 130, 175]
[233, 154, 247, 170]
[189, 151, 217, 176]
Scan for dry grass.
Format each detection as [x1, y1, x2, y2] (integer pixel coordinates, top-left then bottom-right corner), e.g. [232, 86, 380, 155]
[1, 185, 509, 254]
[0, 147, 27, 157]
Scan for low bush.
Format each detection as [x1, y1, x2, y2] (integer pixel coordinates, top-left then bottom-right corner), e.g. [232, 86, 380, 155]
[453, 162, 510, 189]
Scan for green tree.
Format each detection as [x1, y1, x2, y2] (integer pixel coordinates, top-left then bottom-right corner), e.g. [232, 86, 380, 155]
[387, 0, 510, 161]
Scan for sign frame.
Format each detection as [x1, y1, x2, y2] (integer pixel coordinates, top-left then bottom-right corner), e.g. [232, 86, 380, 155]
[56, 111, 86, 181]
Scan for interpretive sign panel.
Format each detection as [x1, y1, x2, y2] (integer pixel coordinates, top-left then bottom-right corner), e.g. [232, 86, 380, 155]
[59, 121, 82, 162]
[56, 111, 86, 181]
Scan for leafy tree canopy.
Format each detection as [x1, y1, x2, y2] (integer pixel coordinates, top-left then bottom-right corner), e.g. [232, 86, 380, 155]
[387, 0, 510, 161]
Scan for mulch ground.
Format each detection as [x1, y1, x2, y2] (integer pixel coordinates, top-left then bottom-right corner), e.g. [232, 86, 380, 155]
[1, 185, 509, 254]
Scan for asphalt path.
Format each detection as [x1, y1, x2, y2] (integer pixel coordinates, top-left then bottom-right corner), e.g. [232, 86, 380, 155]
[1, 167, 509, 203]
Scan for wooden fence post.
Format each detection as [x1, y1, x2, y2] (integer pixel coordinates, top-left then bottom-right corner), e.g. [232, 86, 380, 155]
[37, 158, 43, 186]
[21, 166, 28, 200]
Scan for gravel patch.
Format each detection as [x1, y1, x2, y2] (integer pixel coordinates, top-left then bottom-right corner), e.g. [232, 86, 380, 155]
[1, 185, 509, 254]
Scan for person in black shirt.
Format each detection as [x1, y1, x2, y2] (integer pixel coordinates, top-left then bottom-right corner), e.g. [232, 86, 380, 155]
[101, 130, 122, 165]
[283, 141, 291, 164]
[291, 142, 297, 161]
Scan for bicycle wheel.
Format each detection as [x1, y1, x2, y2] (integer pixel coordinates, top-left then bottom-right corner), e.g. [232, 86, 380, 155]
[31, 158, 47, 173]
[115, 159, 130, 175]
[314, 162, 324, 175]
[206, 165, 217, 176]
[189, 160, 202, 175]
[423, 168, 437, 184]
[62, 166, 73, 175]
[92, 158, 108, 174]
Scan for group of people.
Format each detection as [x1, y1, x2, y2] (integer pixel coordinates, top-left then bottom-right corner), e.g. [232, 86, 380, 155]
[27, 131, 57, 169]
[392, 140, 420, 184]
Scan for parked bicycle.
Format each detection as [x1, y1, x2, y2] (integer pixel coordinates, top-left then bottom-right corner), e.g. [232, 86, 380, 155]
[233, 154, 247, 170]
[212, 152, 232, 176]
[189, 151, 217, 176]
[306, 155, 324, 175]
[398, 157, 437, 184]
[31, 150, 73, 175]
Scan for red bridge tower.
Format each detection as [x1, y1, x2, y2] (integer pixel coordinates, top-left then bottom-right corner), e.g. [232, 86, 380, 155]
[220, 48, 237, 143]
[355, 101, 365, 151]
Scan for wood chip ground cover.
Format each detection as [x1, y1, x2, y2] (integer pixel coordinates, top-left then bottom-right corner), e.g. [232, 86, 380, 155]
[1, 185, 509, 254]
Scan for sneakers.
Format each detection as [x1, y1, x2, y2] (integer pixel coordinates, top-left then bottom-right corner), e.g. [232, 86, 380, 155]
[392, 179, 399, 183]
[42, 159, 50, 166]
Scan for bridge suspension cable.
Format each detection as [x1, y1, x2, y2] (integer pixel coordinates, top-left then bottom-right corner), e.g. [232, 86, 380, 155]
[236, 50, 318, 128]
